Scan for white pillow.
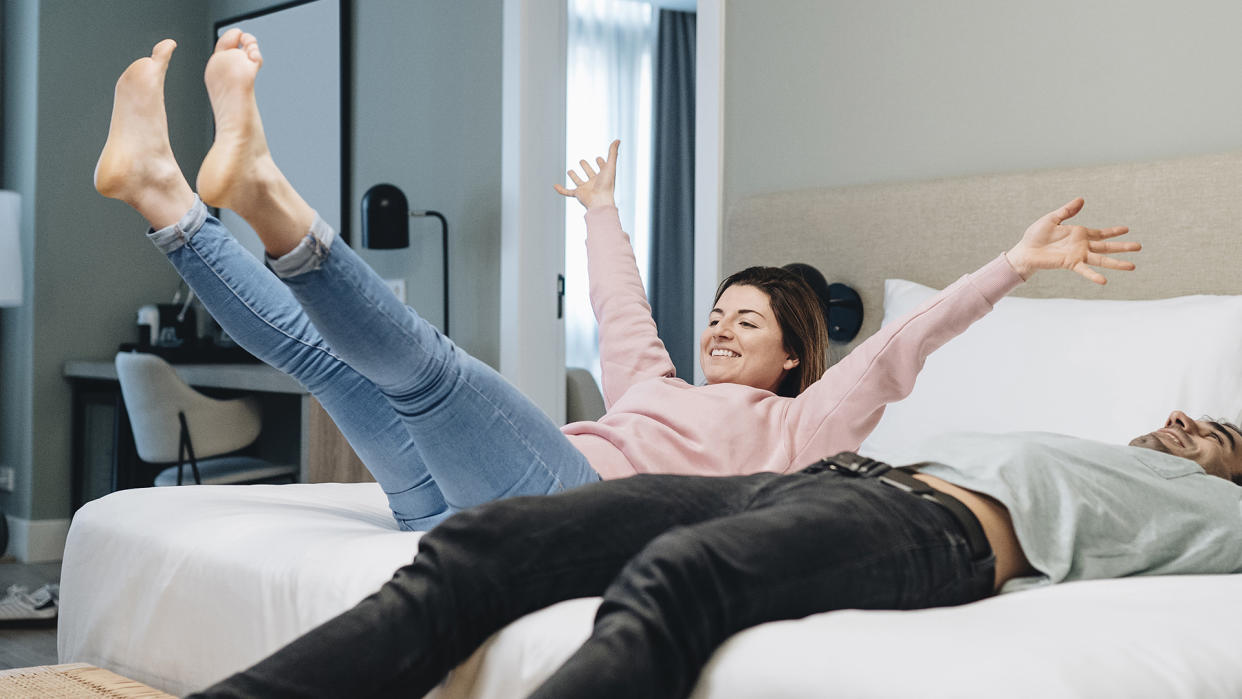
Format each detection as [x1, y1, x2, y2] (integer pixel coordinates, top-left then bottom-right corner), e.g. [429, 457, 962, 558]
[859, 279, 1242, 464]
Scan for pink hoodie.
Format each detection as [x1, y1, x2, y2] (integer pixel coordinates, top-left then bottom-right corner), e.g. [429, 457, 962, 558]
[562, 205, 1022, 479]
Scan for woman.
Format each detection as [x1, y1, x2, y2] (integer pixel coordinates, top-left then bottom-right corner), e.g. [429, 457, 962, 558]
[558, 141, 832, 400]
[94, 32, 1138, 529]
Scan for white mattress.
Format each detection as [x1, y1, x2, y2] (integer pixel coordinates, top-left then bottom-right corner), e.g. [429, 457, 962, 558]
[59, 484, 421, 694]
[59, 482, 1242, 698]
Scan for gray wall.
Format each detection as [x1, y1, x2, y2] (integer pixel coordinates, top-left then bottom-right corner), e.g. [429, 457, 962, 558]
[724, 0, 1242, 209]
[1, 0, 502, 529]
[350, 0, 503, 364]
[2, 0, 211, 523]
[0, 0, 39, 525]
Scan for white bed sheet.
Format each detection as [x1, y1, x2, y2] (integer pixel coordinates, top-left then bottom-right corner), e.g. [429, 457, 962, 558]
[59, 484, 422, 695]
[60, 483, 1242, 698]
[492, 576, 1242, 699]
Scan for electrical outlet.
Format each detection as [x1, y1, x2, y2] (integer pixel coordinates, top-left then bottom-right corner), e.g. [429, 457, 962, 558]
[384, 278, 407, 304]
[0, 467, 14, 492]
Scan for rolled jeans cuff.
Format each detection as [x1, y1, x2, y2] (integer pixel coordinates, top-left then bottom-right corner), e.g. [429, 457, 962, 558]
[267, 214, 336, 278]
[145, 196, 208, 253]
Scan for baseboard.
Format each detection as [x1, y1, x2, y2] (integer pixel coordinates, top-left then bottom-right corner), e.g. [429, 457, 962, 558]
[5, 514, 70, 562]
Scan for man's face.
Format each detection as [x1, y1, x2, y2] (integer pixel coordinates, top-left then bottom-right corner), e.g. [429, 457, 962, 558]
[1130, 410, 1242, 483]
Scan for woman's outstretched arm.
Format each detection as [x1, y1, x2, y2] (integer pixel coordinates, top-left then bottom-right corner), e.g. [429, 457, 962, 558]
[556, 141, 677, 408]
[782, 198, 1139, 467]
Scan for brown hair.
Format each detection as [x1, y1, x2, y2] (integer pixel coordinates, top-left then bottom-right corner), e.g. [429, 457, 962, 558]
[713, 267, 830, 397]
[1220, 420, 1242, 485]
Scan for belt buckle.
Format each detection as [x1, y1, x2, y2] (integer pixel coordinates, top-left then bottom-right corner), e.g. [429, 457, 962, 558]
[817, 452, 891, 478]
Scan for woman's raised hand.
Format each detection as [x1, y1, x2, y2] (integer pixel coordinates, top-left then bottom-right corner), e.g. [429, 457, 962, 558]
[554, 140, 620, 210]
[1004, 198, 1140, 284]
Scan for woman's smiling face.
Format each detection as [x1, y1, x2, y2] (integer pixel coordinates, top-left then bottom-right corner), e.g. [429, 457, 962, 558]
[699, 284, 799, 394]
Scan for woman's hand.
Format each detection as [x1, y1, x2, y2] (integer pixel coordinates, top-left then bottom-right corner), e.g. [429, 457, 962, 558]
[554, 140, 620, 210]
[1005, 198, 1139, 284]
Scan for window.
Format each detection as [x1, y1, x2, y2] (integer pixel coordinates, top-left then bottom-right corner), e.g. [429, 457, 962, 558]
[564, 0, 656, 384]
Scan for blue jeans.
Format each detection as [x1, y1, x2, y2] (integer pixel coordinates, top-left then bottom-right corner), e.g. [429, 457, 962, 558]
[149, 199, 599, 529]
[191, 465, 995, 698]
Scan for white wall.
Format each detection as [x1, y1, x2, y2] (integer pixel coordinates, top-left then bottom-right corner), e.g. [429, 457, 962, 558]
[724, 0, 1242, 207]
[499, 0, 567, 421]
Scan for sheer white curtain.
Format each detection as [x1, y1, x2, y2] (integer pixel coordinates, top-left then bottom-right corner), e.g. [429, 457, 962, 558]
[565, 0, 655, 385]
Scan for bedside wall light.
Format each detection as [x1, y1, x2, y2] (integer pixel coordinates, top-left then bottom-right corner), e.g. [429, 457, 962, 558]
[361, 184, 450, 337]
[782, 262, 863, 343]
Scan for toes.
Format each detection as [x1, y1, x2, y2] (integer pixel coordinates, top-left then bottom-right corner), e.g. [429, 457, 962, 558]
[215, 27, 242, 53]
[240, 33, 263, 64]
[211, 28, 262, 67]
[151, 39, 177, 65]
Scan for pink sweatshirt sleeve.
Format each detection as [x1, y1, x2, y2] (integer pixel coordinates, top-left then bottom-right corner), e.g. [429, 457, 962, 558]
[584, 205, 677, 407]
[783, 254, 1024, 468]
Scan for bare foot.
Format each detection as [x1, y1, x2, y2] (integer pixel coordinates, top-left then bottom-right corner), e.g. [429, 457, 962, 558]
[197, 29, 313, 256]
[94, 39, 195, 229]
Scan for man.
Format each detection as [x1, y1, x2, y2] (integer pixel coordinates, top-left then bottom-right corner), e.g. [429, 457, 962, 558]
[192, 410, 1242, 698]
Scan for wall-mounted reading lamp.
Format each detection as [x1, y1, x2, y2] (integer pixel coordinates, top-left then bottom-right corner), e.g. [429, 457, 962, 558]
[361, 184, 449, 337]
[782, 262, 863, 343]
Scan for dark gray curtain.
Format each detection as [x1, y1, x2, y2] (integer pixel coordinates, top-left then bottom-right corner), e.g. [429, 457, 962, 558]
[649, 9, 696, 379]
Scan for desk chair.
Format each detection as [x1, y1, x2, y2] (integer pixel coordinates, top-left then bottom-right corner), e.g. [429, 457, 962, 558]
[114, 352, 297, 486]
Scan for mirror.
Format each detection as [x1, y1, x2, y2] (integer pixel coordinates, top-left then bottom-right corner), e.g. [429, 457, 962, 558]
[214, 0, 351, 255]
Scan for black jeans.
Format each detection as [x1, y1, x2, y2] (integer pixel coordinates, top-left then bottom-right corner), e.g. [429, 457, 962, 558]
[193, 468, 995, 699]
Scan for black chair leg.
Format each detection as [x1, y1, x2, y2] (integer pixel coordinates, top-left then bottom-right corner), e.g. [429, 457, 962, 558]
[178, 412, 203, 486]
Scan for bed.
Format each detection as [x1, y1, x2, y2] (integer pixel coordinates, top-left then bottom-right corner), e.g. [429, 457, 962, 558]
[60, 150, 1242, 697]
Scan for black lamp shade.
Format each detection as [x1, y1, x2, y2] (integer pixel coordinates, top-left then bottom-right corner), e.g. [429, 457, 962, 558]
[362, 183, 410, 249]
[782, 262, 864, 343]
[825, 282, 863, 343]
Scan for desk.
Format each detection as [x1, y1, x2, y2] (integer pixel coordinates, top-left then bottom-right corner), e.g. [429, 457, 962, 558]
[64, 360, 371, 509]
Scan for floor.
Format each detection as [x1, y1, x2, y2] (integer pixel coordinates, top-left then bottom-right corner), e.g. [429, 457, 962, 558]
[0, 559, 62, 669]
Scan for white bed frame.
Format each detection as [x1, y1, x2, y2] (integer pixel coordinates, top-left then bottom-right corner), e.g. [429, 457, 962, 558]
[60, 150, 1242, 697]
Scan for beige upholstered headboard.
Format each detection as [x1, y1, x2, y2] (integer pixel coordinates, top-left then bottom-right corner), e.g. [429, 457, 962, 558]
[725, 150, 1242, 355]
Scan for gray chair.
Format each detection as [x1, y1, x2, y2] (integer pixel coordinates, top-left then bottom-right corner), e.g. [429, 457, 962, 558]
[565, 367, 606, 423]
[114, 352, 297, 486]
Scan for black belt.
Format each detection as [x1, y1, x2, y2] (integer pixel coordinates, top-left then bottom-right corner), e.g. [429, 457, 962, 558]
[806, 452, 992, 561]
